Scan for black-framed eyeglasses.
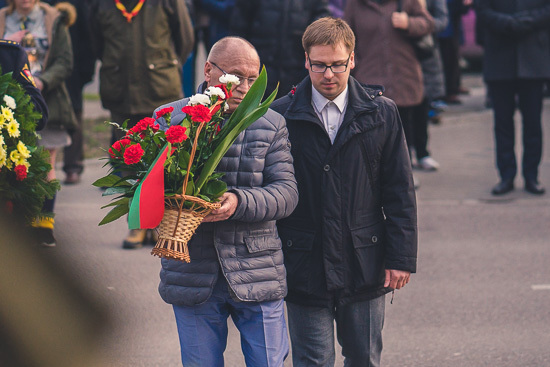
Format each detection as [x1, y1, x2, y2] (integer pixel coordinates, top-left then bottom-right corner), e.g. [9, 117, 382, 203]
[210, 62, 258, 86]
[308, 53, 352, 73]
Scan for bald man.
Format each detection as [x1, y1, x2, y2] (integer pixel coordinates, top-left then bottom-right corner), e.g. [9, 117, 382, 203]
[153, 37, 298, 367]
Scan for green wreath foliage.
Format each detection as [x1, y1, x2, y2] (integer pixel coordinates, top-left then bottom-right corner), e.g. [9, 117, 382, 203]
[0, 67, 60, 224]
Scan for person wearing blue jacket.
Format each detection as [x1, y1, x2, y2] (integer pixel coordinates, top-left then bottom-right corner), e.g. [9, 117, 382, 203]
[477, 0, 550, 196]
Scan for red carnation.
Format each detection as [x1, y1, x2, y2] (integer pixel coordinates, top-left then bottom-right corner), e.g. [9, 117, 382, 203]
[109, 138, 131, 158]
[128, 117, 159, 135]
[182, 104, 213, 123]
[14, 165, 27, 181]
[165, 125, 188, 144]
[156, 106, 174, 119]
[123, 144, 145, 165]
[214, 84, 232, 100]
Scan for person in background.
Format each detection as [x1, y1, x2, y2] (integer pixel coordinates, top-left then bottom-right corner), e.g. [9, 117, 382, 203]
[437, 0, 472, 105]
[230, 0, 330, 98]
[411, 0, 448, 171]
[44, 0, 95, 185]
[0, 39, 48, 130]
[344, 0, 434, 188]
[44, 0, 96, 185]
[271, 17, 417, 366]
[89, 0, 194, 249]
[477, 0, 550, 196]
[155, 36, 298, 367]
[0, 0, 77, 247]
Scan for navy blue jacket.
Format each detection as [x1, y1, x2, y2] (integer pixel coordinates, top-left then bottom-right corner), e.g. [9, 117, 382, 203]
[477, 0, 550, 81]
[272, 76, 417, 307]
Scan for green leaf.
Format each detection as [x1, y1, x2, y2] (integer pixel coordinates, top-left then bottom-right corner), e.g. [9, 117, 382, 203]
[102, 186, 130, 196]
[101, 197, 130, 209]
[203, 179, 227, 198]
[195, 67, 278, 192]
[92, 174, 132, 188]
[98, 204, 129, 226]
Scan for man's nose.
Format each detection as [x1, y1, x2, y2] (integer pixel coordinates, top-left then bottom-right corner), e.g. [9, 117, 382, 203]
[323, 67, 334, 79]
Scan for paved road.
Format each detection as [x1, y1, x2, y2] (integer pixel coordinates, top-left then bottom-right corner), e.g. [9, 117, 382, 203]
[51, 74, 550, 366]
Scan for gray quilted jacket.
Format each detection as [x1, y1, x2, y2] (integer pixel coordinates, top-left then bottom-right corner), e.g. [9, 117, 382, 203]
[154, 94, 298, 306]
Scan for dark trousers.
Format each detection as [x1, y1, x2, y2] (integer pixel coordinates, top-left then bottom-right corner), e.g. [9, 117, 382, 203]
[411, 97, 431, 160]
[487, 79, 544, 182]
[439, 36, 461, 97]
[63, 109, 84, 174]
[398, 105, 429, 159]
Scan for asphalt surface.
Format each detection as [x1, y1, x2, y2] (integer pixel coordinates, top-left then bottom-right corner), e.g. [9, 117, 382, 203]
[49, 74, 550, 366]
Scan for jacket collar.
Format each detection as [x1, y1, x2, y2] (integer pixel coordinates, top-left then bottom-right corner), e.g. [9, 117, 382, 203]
[285, 75, 382, 131]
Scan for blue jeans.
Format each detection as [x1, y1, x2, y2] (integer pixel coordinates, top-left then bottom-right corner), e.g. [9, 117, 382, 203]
[287, 295, 385, 367]
[172, 276, 289, 367]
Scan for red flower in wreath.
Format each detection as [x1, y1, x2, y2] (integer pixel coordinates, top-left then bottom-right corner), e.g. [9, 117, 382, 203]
[165, 125, 188, 144]
[128, 117, 159, 136]
[182, 105, 213, 123]
[14, 164, 27, 181]
[123, 144, 145, 165]
[109, 138, 131, 158]
[156, 107, 174, 119]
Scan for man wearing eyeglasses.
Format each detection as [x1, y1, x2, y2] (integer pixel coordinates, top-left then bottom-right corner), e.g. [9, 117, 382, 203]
[154, 36, 298, 366]
[271, 17, 417, 366]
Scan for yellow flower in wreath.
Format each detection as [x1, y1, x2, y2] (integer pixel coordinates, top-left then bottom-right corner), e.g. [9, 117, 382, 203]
[1, 106, 13, 121]
[6, 120, 20, 138]
[17, 141, 31, 159]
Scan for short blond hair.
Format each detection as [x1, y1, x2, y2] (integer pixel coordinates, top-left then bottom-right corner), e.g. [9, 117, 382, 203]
[302, 17, 355, 54]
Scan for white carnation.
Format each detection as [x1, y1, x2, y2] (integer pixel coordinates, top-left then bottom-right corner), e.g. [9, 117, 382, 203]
[205, 86, 226, 99]
[188, 93, 211, 106]
[219, 74, 240, 85]
[3, 95, 16, 110]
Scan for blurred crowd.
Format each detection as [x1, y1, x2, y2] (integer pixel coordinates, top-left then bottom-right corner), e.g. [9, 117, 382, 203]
[1, 0, 548, 248]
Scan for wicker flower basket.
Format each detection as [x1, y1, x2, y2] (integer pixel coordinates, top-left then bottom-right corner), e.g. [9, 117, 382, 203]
[151, 195, 220, 262]
[150, 116, 221, 263]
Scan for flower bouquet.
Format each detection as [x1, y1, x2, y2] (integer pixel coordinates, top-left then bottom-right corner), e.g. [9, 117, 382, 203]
[0, 67, 59, 224]
[94, 67, 277, 262]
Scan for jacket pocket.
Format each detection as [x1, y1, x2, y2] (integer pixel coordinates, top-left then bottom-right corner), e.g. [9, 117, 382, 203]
[350, 222, 386, 291]
[244, 235, 281, 254]
[147, 59, 181, 101]
[278, 225, 315, 293]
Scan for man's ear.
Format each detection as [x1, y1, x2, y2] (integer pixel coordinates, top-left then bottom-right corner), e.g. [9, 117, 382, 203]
[304, 52, 309, 70]
[349, 51, 356, 70]
[204, 62, 212, 84]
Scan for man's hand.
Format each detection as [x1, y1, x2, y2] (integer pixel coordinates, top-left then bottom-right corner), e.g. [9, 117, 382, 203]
[384, 269, 411, 290]
[202, 192, 238, 222]
[392, 12, 409, 30]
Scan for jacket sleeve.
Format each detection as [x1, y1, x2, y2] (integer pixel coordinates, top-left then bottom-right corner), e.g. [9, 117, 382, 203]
[379, 100, 418, 273]
[88, 0, 104, 61]
[405, 0, 435, 38]
[39, 20, 73, 92]
[477, 0, 515, 35]
[230, 113, 299, 223]
[166, 0, 194, 64]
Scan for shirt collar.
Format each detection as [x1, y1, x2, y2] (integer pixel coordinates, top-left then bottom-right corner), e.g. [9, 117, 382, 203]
[311, 84, 349, 114]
